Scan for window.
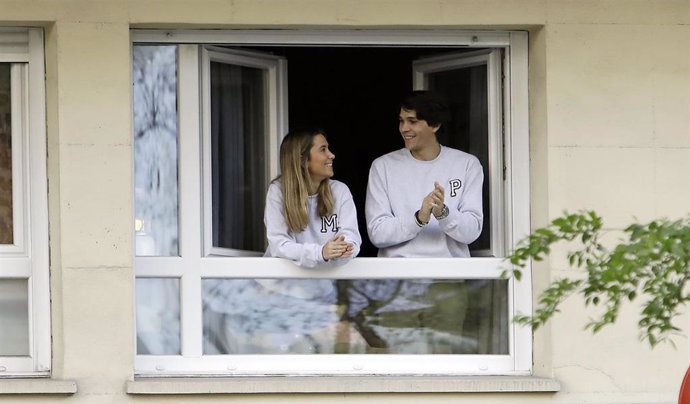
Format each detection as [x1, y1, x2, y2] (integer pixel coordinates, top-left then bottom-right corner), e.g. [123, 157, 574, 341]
[0, 28, 50, 375]
[132, 30, 530, 376]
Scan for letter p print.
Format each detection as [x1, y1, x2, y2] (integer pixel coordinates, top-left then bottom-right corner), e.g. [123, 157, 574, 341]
[449, 179, 462, 197]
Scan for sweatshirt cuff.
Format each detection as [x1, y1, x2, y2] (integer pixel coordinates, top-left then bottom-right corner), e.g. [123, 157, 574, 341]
[404, 212, 425, 238]
[437, 210, 459, 232]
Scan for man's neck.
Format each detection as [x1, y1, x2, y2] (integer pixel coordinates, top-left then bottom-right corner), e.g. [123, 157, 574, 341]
[411, 142, 441, 161]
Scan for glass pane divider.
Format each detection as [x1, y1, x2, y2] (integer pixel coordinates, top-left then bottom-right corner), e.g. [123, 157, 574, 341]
[178, 44, 203, 260]
[181, 273, 202, 358]
[134, 257, 187, 277]
[196, 257, 510, 280]
[0, 257, 31, 276]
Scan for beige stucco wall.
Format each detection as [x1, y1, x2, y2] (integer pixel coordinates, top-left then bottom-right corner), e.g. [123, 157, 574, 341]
[1, 0, 689, 403]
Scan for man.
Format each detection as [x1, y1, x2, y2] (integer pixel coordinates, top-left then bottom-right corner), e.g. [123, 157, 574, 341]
[365, 91, 483, 257]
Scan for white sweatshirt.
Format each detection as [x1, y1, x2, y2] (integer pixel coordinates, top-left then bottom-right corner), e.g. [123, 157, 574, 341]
[365, 146, 483, 257]
[264, 179, 362, 268]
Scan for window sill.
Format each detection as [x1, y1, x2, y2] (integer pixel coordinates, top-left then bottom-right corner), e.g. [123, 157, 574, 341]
[0, 379, 78, 394]
[126, 375, 560, 394]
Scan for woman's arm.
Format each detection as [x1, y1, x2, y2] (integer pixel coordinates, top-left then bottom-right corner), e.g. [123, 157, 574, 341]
[264, 183, 325, 268]
[330, 183, 362, 264]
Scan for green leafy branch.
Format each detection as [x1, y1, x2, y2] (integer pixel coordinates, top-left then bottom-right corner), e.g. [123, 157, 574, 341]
[505, 211, 690, 347]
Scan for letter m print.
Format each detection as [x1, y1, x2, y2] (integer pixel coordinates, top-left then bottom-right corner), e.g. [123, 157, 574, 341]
[321, 214, 339, 233]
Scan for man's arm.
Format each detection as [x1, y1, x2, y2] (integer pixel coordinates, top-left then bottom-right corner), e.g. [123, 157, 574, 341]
[436, 158, 484, 244]
[365, 160, 422, 248]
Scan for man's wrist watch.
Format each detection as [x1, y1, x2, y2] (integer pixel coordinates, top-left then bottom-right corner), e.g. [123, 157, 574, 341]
[434, 204, 450, 220]
[414, 210, 428, 227]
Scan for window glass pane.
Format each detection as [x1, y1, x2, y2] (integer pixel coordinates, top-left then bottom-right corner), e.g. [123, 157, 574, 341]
[202, 279, 508, 355]
[136, 278, 180, 355]
[210, 62, 267, 253]
[0, 64, 12, 245]
[0, 279, 29, 356]
[133, 45, 179, 256]
[428, 65, 491, 254]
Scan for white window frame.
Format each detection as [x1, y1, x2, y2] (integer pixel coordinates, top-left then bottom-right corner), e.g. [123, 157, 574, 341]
[0, 28, 51, 376]
[200, 46, 288, 257]
[132, 29, 531, 377]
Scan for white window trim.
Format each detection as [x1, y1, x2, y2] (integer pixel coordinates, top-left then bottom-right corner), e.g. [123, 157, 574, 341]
[0, 28, 51, 376]
[132, 29, 531, 377]
[200, 46, 288, 257]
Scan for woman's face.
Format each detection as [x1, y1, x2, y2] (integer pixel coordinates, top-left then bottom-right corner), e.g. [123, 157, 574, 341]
[306, 134, 335, 184]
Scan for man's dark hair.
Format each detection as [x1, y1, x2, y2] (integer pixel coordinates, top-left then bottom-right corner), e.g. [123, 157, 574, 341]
[400, 91, 451, 128]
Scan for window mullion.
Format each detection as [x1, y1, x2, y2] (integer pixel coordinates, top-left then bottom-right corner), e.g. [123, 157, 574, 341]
[178, 44, 204, 358]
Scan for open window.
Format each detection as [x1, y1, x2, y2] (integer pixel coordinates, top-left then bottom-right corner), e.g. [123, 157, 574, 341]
[201, 47, 287, 257]
[413, 49, 505, 257]
[132, 30, 531, 376]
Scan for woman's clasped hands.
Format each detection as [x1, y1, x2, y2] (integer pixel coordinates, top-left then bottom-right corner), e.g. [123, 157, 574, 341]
[321, 235, 354, 261]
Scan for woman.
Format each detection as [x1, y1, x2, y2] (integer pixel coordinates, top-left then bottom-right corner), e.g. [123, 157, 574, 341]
[264, 129, 361, 268]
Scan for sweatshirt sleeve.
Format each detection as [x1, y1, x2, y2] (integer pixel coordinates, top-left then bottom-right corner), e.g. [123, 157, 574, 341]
[437, 157, 484, 244]
[264, 183, 325, 268]
[330, 183, 362, 265]
[365, 159, 422, 248]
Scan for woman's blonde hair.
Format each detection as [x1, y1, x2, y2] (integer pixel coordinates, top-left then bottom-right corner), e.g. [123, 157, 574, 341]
[277, 129, 334, 233]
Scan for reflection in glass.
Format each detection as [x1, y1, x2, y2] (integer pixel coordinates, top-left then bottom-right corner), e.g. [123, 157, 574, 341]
[428, 65, 490, 254]
[0, 64, 12, 245]
[202, 279, 508, 355]
[0, 279, 29, 356]
[210, 62, 266, 253]
[132, 45, 179, 256]
[136, 278, 180, 355]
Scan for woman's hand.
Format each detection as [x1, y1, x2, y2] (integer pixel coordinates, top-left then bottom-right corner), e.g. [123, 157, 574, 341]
[322, 235, 354, 261]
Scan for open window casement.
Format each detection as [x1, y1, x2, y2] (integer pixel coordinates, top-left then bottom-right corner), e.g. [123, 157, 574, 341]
[201, 46, 288, 258]
[413, 49, 506, 258]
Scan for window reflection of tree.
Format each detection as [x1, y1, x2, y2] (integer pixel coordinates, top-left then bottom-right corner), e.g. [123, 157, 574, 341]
[199, 278, 506, 355]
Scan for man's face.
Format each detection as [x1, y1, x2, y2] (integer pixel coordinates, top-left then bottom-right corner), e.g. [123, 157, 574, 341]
[399, 108, 439, 155]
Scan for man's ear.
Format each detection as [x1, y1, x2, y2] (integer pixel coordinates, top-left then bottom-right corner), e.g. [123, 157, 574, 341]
[431, 123, 441, 134]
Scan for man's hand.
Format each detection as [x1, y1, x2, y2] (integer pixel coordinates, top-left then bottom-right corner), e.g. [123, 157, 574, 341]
[418, 181, 445, 223]
[431, 181, 445, 217]
[322, 235, 354, 261]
